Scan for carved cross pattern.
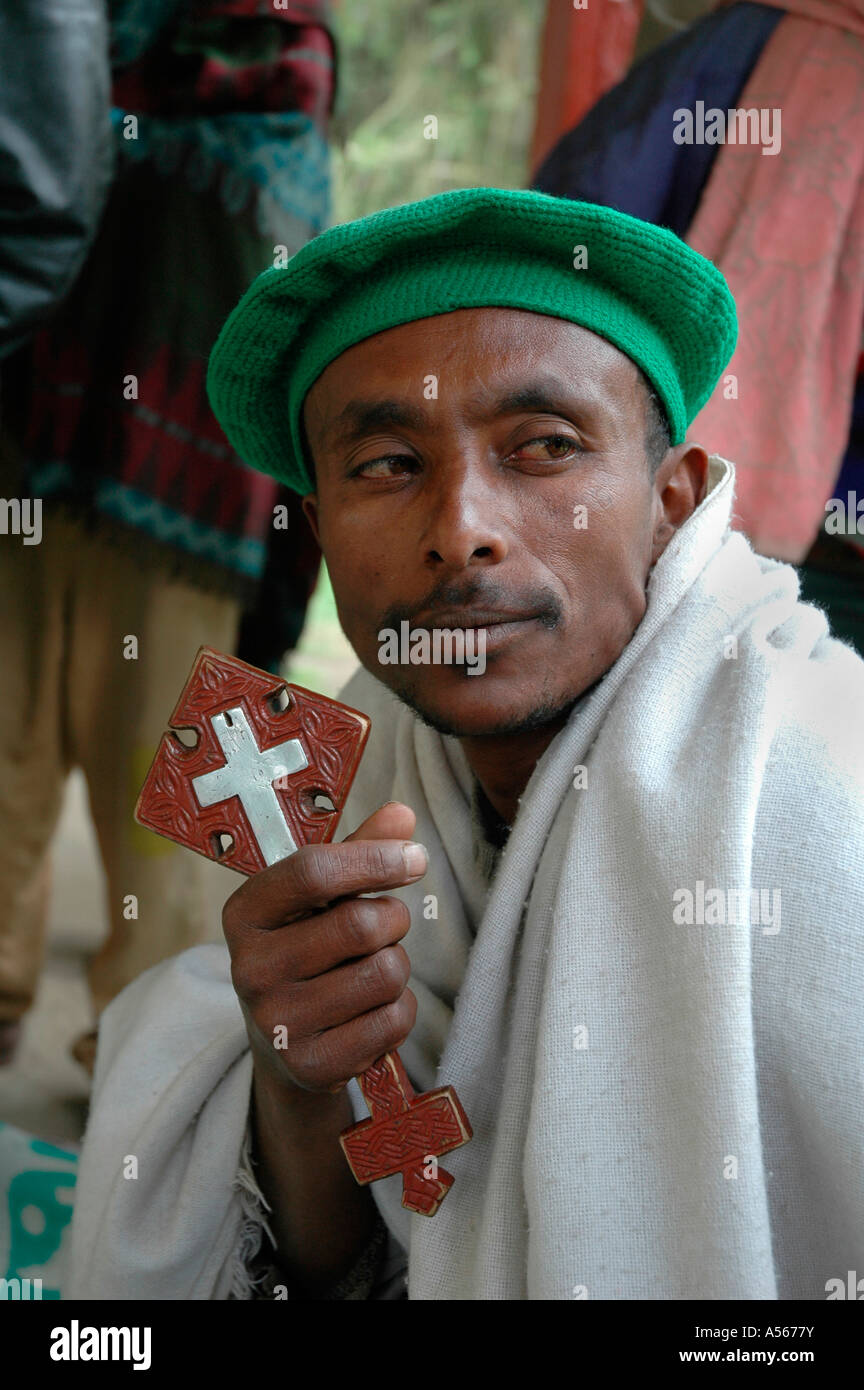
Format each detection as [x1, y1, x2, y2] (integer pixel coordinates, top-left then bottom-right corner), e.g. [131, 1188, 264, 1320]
[340, 1053, 472, 1217]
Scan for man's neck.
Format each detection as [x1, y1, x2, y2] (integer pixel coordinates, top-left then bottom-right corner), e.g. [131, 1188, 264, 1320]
[459, 713, 571, 826]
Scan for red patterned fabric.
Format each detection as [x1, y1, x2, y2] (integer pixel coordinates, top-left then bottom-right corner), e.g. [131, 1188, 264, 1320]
[529, 0, 643, 174]
[687, 0, 864, 559]
[716, 0, 864, 33]
[112, 1, 334, 127]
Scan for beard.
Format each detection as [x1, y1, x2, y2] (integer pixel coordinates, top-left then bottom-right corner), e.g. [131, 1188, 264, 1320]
[377, 665, 587, 740]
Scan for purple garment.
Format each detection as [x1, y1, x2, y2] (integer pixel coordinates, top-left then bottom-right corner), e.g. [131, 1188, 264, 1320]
[532, 2, 784, 234]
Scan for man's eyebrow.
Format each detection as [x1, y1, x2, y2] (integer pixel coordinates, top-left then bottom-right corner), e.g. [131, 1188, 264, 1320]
[325, 398, 428, 446]
[473, 381, 590, 419]
[322, 376, 599, 448]
[458, 369, 611, 424]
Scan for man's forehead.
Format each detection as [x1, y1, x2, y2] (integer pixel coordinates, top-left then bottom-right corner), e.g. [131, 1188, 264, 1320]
[304, 308, 641, 430]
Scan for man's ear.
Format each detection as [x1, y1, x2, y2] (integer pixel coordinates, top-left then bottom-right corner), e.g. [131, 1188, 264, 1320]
[301, 493, 320, 545]
[649, 442, 709, 566]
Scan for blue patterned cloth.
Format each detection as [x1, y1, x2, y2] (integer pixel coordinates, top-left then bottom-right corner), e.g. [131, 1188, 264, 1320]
[0, 1123, 78, 1301]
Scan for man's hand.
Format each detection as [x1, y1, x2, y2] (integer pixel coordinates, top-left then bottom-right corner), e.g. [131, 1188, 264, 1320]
[221, 801, 425, 1294]
[223, 801, 425, 1092]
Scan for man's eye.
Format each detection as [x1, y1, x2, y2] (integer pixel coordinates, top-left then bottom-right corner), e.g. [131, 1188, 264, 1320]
[352, 455, 417, 479]
[510, 435, 581, 461]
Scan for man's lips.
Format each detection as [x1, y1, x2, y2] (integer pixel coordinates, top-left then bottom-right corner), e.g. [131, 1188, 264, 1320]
[409, 608, 541, 630]
[403, 608, 545, 658]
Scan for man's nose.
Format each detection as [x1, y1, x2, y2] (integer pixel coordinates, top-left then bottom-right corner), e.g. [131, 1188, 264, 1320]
[421, 458, 509, 570]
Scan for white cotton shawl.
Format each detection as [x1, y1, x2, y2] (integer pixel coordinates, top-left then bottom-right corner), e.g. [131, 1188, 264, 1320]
[68, 456, 864, 1300]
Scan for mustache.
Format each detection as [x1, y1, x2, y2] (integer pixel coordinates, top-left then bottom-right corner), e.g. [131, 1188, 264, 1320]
[379, 576, 563, 631]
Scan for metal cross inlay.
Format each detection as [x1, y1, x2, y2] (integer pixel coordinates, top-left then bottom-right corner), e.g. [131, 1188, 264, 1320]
[191, 706, 308, 865]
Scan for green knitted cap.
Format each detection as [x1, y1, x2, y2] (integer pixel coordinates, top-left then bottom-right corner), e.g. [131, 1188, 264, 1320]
[207, 187, 737, 495]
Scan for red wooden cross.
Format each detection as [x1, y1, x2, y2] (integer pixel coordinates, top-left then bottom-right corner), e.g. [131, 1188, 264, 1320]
[340, 1052, 472, 1216]
[135, 646, 472, 1216]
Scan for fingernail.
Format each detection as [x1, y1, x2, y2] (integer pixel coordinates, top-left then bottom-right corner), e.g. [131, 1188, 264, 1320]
[401, 842, 428, 877]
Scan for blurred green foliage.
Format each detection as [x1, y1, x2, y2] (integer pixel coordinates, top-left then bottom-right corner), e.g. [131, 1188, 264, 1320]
[330, 0, 543, 223]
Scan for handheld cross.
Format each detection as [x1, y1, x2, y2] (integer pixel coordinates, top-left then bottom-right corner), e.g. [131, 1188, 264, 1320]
[136, 647, 472, 1216]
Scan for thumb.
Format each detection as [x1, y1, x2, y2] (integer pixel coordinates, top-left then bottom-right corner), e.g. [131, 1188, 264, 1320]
[341, 800, 417, 845]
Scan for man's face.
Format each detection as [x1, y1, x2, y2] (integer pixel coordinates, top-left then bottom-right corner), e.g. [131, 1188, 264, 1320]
[302, 307, 705, 738]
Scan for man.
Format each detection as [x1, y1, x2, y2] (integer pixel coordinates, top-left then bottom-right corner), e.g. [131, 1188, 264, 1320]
[68, 188, 864, 1300]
